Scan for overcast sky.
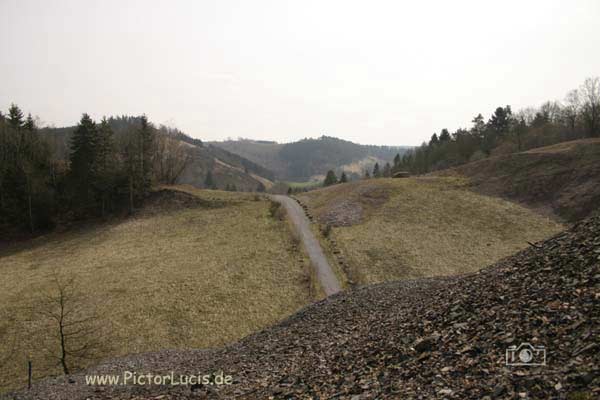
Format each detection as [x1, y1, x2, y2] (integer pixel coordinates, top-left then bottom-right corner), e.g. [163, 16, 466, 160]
[1, 0, 599, 146]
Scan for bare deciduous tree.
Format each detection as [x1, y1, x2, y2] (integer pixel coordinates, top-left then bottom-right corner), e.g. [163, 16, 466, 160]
[580, 77, 600, 137]
[539, 100, 563, 124]
[563, 89, 581, 131]
[36, 274, 108, 375]
[154, 132, 192, 185]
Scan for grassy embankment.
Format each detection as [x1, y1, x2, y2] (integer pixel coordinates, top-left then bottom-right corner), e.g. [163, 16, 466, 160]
[0, 186, 313, 392]
[297, 177, 564, 285]
[437, 138, 600, 222]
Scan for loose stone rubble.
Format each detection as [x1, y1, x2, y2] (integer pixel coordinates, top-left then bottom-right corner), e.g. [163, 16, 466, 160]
[7, 217, 599, 400]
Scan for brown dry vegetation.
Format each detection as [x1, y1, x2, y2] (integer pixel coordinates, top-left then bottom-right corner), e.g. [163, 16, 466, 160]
[437, 138, 600, 222]
[297, 177, 564, 285]
[0, 186, 311, 392]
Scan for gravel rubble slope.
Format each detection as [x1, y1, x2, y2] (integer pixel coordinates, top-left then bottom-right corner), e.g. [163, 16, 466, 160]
[6, 216, 600, 400]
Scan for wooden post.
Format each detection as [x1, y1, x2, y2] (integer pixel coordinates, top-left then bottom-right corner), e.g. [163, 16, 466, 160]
[28, 360, 32, 389]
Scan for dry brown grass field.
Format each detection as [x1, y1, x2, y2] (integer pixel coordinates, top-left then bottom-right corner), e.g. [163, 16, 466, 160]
[0, 186, 313, 392]
[297, 177, 564, 285]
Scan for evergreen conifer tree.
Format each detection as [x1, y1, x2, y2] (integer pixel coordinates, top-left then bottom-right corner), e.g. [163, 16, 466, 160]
[204, 169, 216, 189]
[69, 114, 97, 209]
[393, 153, 401, 168]
[92, 118, 117, 217]
[383, 162, 391, 177]
[372, 163, 381, 178]
[323, 170, 338, 186]
[7, 104, 24, 130]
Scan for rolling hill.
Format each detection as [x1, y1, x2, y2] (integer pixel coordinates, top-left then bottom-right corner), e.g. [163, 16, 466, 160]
[0, 187, 314, 392]
[176, 143, 275, 191]
[211, 136, 411, 181]
[436, 138, 600, 222]
[295, 176, 563, 285]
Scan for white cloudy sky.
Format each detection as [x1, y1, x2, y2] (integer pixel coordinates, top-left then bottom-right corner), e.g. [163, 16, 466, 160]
[1, 0, 599, 145]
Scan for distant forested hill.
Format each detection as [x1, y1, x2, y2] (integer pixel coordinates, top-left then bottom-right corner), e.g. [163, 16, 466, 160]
[212, 136, 411, 181]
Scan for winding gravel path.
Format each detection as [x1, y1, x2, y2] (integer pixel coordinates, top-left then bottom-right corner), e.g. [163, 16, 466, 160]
[271, 195, 342, 296]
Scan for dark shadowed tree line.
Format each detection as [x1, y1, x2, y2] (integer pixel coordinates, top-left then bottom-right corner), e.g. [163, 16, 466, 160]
[0, 106, 192, 235]
[390, 77, 600, 175]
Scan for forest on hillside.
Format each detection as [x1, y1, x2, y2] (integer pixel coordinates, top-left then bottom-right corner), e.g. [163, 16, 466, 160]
[394, 77, 600, 174]
[279, 136, 406, 180]
[214, 136, 409, 181]
[0, 109, 197, 236]
[0, 105, 281, 238]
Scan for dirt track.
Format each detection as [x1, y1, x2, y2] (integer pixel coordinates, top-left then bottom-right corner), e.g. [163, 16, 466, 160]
[271, 195, 341, 296]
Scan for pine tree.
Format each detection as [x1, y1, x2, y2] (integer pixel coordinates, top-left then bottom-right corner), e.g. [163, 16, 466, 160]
[137, 115, 154, 197]
[439, 129, 451, 142]
[122, 115, 156, 213]
[20, 117, 38, 232]
[383, 162, 391, 177]
[204, 169, 216, 189]
[393, 154, 401, 169]
[69, 114, 97, 209]
[429, 133, 439, 146]
[372, 163, 381, 178]
[471, 114, 486, 139]
[23, 114, 35, 132]
[7, 104, 24, 130]
[488, 106, 512, 136]
[323, 170, 338, 186]
[123, 138, 138, 214]
[6, 108, 53, 232]
[92, 118, 117, 217]
[340, 172, 348, 183]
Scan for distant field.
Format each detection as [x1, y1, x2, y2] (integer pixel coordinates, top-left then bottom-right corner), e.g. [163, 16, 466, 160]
[286, 180, 323, 189]
[297, 177, 564, 285]
[0, 187, 312, 391]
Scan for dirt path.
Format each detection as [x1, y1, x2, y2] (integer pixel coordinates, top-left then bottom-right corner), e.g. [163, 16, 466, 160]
[272, 195, 342, 296]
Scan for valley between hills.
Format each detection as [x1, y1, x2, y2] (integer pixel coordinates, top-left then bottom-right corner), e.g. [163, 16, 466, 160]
[2, 3, 600, 398]
[2, 138, 599, 399]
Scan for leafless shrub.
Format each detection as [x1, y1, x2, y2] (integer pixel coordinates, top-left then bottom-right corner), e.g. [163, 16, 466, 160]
[35, 273, 110, 375]
[321, 223, 332, 238]
[153, 133, 192, 184]
[269, 200, 285, 220]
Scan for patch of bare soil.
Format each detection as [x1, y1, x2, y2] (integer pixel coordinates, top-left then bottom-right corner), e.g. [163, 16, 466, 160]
[141, 189, 223, 214]
[321, 198, 363, 227]
[320, 184, 390, 227]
